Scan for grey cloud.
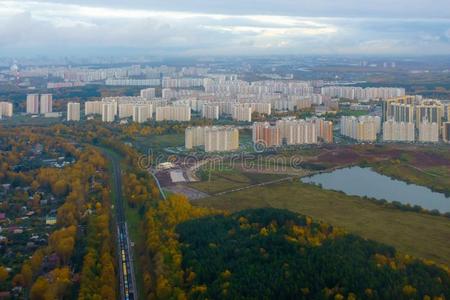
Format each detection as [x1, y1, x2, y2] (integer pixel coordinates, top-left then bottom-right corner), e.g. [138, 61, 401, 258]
[1, 1, 450, 56]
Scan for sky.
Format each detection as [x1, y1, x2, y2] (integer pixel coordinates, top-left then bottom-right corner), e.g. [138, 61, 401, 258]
[1, 0, 450, 57]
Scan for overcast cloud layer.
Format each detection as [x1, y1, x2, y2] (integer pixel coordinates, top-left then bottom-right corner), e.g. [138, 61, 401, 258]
[1, 0, 450, 56]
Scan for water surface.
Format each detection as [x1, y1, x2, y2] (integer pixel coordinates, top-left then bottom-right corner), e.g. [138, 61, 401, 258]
[301, 166, 450, 213]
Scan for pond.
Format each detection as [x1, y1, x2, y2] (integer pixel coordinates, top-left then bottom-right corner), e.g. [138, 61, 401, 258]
[301, 166, 450, 213]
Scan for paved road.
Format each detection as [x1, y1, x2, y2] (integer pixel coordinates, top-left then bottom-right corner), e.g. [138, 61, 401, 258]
[105, 151, 138, 300]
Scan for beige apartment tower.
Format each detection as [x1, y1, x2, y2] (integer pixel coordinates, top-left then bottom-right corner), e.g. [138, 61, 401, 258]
[67, 102, 81, 121]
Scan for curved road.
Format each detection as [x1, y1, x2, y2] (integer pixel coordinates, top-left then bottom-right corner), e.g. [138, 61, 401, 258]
[104, 151, 138, 300]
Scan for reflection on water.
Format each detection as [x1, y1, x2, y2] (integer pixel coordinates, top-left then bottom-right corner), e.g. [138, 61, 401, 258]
[301, 166, 450, 213]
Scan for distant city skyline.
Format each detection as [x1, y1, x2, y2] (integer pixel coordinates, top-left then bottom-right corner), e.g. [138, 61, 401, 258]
[1, 0, 450, 56]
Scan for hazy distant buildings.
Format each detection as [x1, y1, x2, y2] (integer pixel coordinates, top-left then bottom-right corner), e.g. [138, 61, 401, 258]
[67, 102, 80, 121]
[0, 102, 13, 118]
[232, 105, 252, 122]
[155, 106, 191, 122]
[140, 88, 156, 99]
[40, 94, 53, 114]
[85, 101, 103, 115]
[202, 104, 219, 120]
[26, 94, 40, 114]
[185, 126, 239, 152]
[105, 78, 160, 86]
[118, 103, 136, 119]
[321, 86, 405, 101]
[162, 77, 204, 89]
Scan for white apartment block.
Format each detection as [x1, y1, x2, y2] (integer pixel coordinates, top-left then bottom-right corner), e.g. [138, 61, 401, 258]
[40, 94, 53, 114]
[26, 94, 40, 114]
[276, 119, 318, 145]
[443, 122, 450, 143]
[186, 126, 239, 152]
[155, 106, 191, 122]
[162, 77, 204, 89]
[232, 105, 252, 122]
[244, 103, 272, 115]
[118, 103, 135, 119]
[185, 126, 206, 149]
[102, 103, 116, 122]
[105, 78, 160, 86]
[418, 121, 439, 143]
[85, 101, 103, 115]
[67, 102, 81, 121]
[321, 86, 405, 101]
[162, 88, 200, 100]
[0, 102, 13, 117]
[340, 116, 381, 142]
[173, 98, 205, 112]
[140, 88, 156, 99]
[382, 120, 415, 142]
[133, 104, 153, 123]
[202, 104, 219, 120]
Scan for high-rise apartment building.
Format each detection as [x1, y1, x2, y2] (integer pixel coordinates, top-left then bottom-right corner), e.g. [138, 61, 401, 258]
[132, 104, 153, 123]
[40, 94, 53, 114]
[418, 120, 439, 143]
[276, 119, 318, 145]
[85, 101, 103, 115]
[102, 103, 116, 122]
[155, 106, 191, 122]
[140, 88, 156, 99]
[67, 102, 81, 121]
[185, 126, 206, 149]
[118, 103, 135, 119]
[185, 126, 239, 152]
[340, 116, 380, 142]
[201, 104, 219, 120]
[382, 96, 416, 123]
[415, 100, 445, 128]
[232, 105, 252, 122]
[443, 122, 450, 143]
[382, 120, 415, 142]
[252, 122, 281, 147]
[26, 94, 40, 114]
[310, 117, 334, 143]
[204, 127, 239, 152]
[0, 102, 13, 118]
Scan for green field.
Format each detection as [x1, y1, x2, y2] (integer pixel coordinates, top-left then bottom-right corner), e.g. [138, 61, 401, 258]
[194, 179, 450, 266]
[190, 168, 287, 194]
[132, 133, 185, 154]
[371, 161, 450, 196]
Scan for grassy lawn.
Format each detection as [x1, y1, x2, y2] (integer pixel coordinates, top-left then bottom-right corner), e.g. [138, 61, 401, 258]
[190, 168, 287, 194]
[133, 133, 185, 154]
[195, 180, 450, 266]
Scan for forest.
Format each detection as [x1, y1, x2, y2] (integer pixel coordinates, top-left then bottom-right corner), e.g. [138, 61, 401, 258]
[176, 208, 450, 300]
